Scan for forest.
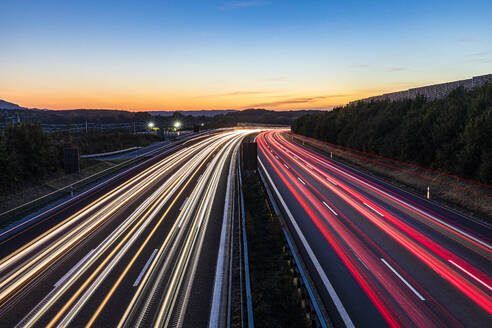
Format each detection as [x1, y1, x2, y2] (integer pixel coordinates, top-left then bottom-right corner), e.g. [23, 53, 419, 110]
[292, 83, 492, 184]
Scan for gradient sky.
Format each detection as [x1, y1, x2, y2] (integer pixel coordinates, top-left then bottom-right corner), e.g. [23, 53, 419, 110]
[1, 0, 491, 111]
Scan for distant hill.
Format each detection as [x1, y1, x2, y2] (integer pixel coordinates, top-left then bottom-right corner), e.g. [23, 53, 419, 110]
[0, 99, 24, 110]
[0, 98, 325, 128]
[149, 110, 238, 117]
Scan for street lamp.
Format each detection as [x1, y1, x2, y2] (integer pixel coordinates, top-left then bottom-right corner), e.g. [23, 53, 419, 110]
[174, 121, 181, 129]
[148, 122, 154, 130]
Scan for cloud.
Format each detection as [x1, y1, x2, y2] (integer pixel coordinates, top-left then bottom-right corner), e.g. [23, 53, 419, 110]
[348, 63, 369, 69]
[347, 63, 370, 72]
[245, 94, 348, 108]
[221, 1, 267, 10]
[193, 90, 270, 99]
[457, 37, 476, 43]
[260, 77, 287, 82]
[387, 67, 406, 72]
[466, 51, 490, 57]
[465, 51, 492, 63]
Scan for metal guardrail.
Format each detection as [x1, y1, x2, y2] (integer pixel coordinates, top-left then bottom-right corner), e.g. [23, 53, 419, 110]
[238, 158, 255, 328]
[258, 162, 331, 328]
[80, 146, 142, 158]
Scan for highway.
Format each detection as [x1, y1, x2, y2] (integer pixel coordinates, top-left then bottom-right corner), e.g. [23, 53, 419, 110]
[0, 129, 254, 328]
[258, 130, 491, 328]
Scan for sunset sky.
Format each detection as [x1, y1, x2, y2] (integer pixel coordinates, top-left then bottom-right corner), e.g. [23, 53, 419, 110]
[1, 0, 491, 111]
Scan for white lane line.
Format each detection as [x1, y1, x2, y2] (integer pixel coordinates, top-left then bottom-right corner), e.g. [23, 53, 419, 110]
[275, 155, 279, 159]
[179, 197, 188, 211]
[353, 253, 368, 270]
[54, 249, 95, 288]
[284, 164, 289, 169]
[381, 258, 426, 301]
[297, 177, 306, 185]
[448, 259, 492, 292]
[259, 158, 355, 328]
[363, 202, 384, 217]
[133, 249, 158, 287]
[209, 143, 238, 328]
[326, 177, 337, 186]
[322, 201, 338, 216]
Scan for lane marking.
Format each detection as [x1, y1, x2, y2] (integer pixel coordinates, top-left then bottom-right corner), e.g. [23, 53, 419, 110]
[297, 177, 306, 185]
[133, 249, 158, 287]
[54, 249, 95, 288]
[381, 258, 425, 301]
[326, 177, 338, 186]
[209, 144, 239, 328]
[353, 253, 368, 270]
[448, 259, 492, 292]
[284, 164, 289, 169]
[259, 158, 354, 328]
[299, 149, 491, 251]
[322, 201, 338, 216]
[363, 202, 385, 217]
[179, 197, 188, 211]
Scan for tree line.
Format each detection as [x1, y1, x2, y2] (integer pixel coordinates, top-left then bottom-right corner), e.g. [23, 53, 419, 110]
[0, 124, 160, 194]
[292, 83, 492, 184]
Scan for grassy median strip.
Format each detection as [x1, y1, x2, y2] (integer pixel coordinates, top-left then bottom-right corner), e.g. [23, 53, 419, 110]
[242, 172, 311, 327]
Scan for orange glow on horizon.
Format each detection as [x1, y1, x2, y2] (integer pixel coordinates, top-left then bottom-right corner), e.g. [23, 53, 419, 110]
[4, 93, 359, 111]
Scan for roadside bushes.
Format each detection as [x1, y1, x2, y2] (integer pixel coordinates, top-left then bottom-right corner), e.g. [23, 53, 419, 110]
[0, 123, 61, 193]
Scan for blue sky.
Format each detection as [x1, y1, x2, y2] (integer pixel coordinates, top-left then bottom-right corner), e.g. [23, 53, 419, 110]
[1, 0, 491, 110]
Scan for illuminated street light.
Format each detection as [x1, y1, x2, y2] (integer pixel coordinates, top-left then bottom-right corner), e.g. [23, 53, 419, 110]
[174, 121, 181, 129]
[148, 122, 154, 129]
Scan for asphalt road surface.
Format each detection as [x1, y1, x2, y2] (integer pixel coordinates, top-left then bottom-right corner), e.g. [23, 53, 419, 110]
[258, 130, 491, 328]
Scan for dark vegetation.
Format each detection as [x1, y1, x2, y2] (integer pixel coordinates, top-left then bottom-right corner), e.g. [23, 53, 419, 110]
[0, 107, 317, 194]
[242, 173, 310, 327]
[0, 123, 160, 194]
[210, 108, 315, 127]
[1, 107, 317, 129]
[293, 83, 492, 183]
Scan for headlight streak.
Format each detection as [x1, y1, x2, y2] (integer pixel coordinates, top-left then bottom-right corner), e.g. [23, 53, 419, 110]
[4, 132, 233, 327]
[115, 131, 253, 328]
[3, 129, 259, 328]
[153, 133, 248, 328]
[82, 134, 236, 328]
[41, 134, 238, 328]
[0, 144, 199, 305]
[16, 145, 208, 327]
[0, 143, 199, 278]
